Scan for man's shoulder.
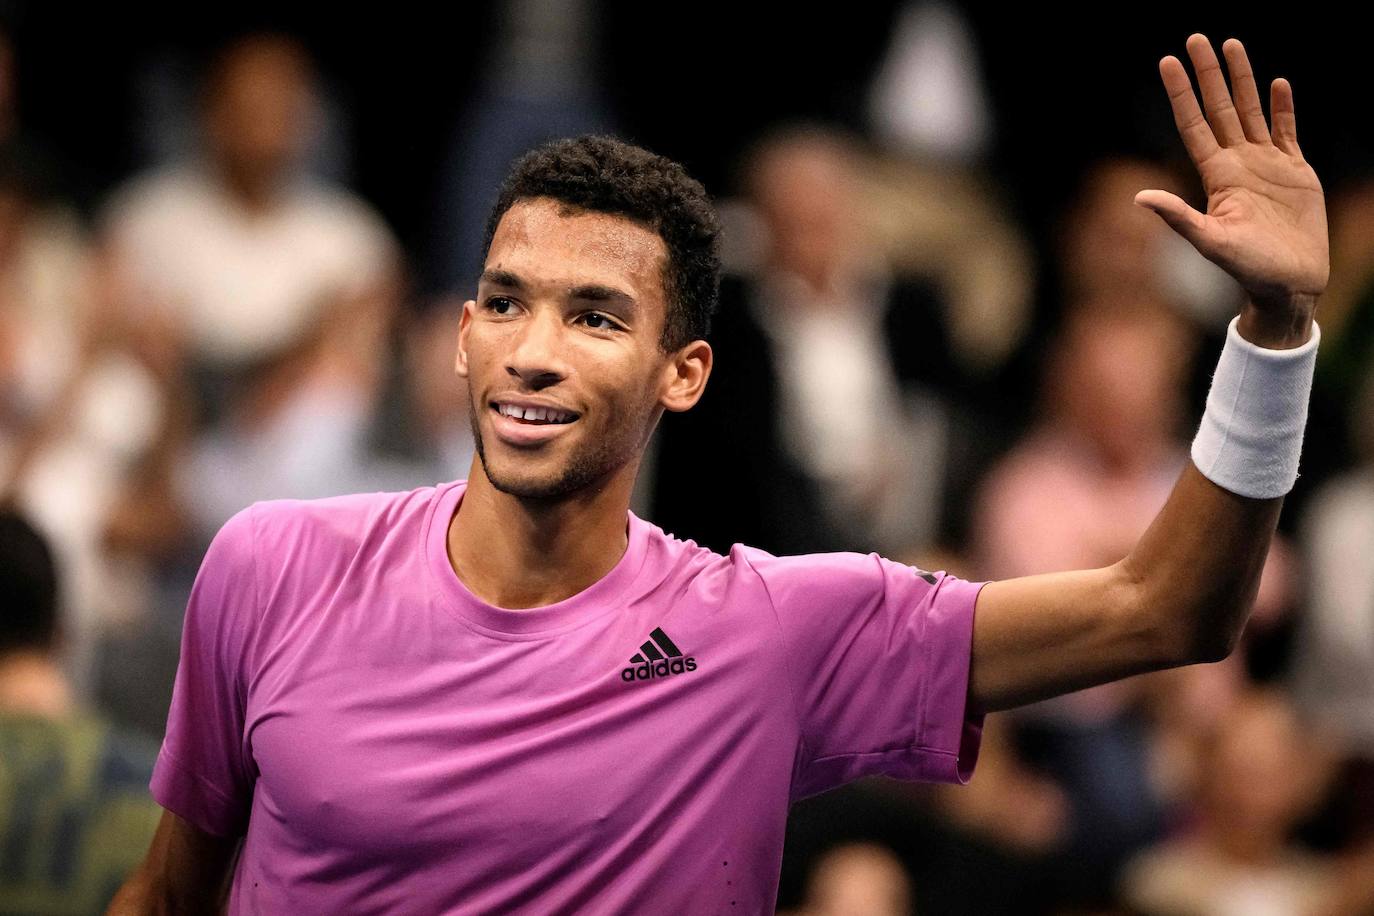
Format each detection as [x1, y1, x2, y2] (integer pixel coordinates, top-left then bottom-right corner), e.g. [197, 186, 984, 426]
[231, 483, 445, 560]
[640, 524, 878, 576]
[102, 165, 211, 225]
[286, 179, 397, 244]
[713, 542, 961, 608]
[637, 524, 872, 597]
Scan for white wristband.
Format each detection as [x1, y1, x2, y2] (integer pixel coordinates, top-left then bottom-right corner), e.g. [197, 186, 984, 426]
[1190, 315, 1320, 499]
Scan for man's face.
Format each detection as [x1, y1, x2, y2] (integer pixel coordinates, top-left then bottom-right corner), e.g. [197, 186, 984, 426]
[206, 41, 315, 187]
[457, 197, 708, 500]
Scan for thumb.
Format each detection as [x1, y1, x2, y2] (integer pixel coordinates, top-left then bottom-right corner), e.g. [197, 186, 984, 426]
[1134, 189, 1210, 247]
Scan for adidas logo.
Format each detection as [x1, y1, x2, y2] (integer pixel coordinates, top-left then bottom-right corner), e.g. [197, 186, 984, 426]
[620, 626, 698, 683]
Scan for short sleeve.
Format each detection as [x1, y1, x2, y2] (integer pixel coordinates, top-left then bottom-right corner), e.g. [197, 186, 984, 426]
[738, 547, 987, 801]
[149, 505, 261, 837]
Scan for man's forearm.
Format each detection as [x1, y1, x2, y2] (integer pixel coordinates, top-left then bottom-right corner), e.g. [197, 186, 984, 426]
[1123, 300, 1311, 664]
[1120, 459, 1282, 666]
[105, 866, 231, 916]
[104, 812, 239, 916]
[106, 867, 167, 916]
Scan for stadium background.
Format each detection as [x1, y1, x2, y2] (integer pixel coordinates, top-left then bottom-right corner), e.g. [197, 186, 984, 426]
[2, 2, 1372, 913]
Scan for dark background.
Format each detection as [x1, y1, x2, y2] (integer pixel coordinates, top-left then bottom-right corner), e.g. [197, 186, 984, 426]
[9, 3, 1364, 290]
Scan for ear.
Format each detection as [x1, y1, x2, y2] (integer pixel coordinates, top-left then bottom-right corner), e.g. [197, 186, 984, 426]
[455, 299, 475, 378]
[659, 339, 713, 412]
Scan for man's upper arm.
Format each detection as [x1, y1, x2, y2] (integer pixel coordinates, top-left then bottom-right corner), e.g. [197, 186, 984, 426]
[968, 562, 1169, 713]
[739, 546, 985, 798]
[150, 506, 261, 840]
[971, 460, 1291, 713]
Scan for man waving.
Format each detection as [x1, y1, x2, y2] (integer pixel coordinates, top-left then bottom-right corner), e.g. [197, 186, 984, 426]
[111, 34, 1326, 915]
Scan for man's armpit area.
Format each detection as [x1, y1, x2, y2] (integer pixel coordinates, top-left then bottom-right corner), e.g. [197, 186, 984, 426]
[793, 743, 967, 802]
[149, 747, 248, 839]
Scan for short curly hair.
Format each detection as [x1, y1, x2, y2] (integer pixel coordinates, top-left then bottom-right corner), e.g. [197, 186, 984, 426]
[479, 135, 722, 353]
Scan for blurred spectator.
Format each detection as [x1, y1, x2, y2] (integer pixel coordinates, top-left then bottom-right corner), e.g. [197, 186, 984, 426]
[101, 32, 398, 409]
[860, 0, 1036, 395]
[1121, 689, 1339, 916]
[429, 0, 618, 295]
[1311, 176, 1374, 384]
[351, 302, 478, 492]
[128, 33, 352, 189]
[974, 300, 1203, 580]
[176, 301, 480, 531]
[1299, 177, 1374, 508]
[927, 715, 1069, 857]
[1139, 654, 1249, 821]
[652, 123, 957, 558]
[852, 153, 1034, 394]
[1287, 363, 1374, 852]
[0, 156, 95, 465]
[83, 33, 402, 740]
[0, 508, 162, 914]
[98, 32, 402, 548]
[778, 842, 914, 916]
[1057, 157, 1240, 330]
[0, 32, 157, 705]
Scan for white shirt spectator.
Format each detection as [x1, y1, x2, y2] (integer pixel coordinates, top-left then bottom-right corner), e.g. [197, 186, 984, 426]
[102, 162, 398, 367]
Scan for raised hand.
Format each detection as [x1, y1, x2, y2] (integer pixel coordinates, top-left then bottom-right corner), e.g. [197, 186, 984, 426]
[1135, 34, 1328, 346]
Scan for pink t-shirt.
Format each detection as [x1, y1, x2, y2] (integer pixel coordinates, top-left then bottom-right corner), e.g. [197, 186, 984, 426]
[151, 479, 985, 914]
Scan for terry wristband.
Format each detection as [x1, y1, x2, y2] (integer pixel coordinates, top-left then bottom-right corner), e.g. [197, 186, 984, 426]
[1190, 315, 1320, 499]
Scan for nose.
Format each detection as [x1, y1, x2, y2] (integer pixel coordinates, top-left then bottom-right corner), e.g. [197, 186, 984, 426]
[506, 305, 571, 388]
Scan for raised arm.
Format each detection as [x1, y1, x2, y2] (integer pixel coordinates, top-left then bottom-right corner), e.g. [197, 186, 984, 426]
[968, 34, 1328, 713]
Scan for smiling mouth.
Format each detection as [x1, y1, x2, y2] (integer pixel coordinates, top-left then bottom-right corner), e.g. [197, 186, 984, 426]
[489, 403, 580, 425]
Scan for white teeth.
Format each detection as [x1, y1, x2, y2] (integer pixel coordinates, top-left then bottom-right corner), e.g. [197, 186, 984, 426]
[497, 403, 574, 423]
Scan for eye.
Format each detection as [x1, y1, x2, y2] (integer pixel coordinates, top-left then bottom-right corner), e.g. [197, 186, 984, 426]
[580, 311, 621, 331]
[484, 296, 516, 315]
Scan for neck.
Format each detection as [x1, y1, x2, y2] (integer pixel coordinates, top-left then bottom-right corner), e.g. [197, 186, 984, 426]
[214, 160, 284, 216]
[446, 457, 638, 609]
[0, 649, 74, 718]
[1204, 819, 1285, 866]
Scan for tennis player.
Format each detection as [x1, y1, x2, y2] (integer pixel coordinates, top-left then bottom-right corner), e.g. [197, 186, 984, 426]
[109, 33, 1326, 914]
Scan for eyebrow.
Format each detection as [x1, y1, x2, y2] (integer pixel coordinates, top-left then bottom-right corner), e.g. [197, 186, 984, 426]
[479, 268, 638, 312]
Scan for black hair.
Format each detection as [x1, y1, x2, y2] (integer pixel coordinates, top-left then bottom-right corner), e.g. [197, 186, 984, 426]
[0, 508, 58, 654]
[480, 134, 721, 352]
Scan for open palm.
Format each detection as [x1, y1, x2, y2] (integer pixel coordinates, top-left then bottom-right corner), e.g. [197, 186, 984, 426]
[1135, 34, 1329, 312]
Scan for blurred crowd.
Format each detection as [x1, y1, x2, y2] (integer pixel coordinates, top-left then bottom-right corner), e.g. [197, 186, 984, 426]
[2, 5, 1373, 914]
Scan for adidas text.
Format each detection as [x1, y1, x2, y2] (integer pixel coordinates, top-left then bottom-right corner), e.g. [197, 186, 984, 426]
[621, 657, 698, 682]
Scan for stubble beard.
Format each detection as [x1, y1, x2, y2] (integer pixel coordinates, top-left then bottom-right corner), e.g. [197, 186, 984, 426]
[468, 396, 648, 501]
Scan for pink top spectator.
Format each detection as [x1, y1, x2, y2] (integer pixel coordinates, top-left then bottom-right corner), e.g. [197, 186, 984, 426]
[151, 479, 985, 913]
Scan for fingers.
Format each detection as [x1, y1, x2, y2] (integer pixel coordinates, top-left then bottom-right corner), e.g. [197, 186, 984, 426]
[1270, 77, 1301, 155]
[1160, 54, 1221, 166]
[1134, 189, 1212, 251]
[1186, 33, 1248, 147]
[1221, 38, 1272, 144]
[1162, 34, 1299, 163]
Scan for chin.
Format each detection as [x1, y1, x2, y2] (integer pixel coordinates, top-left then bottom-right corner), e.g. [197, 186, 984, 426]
[470, 407, 640, 502]
[480, 445, 632, 502]
[485, 466, 579, 501]
[476, 449, 594, 499]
